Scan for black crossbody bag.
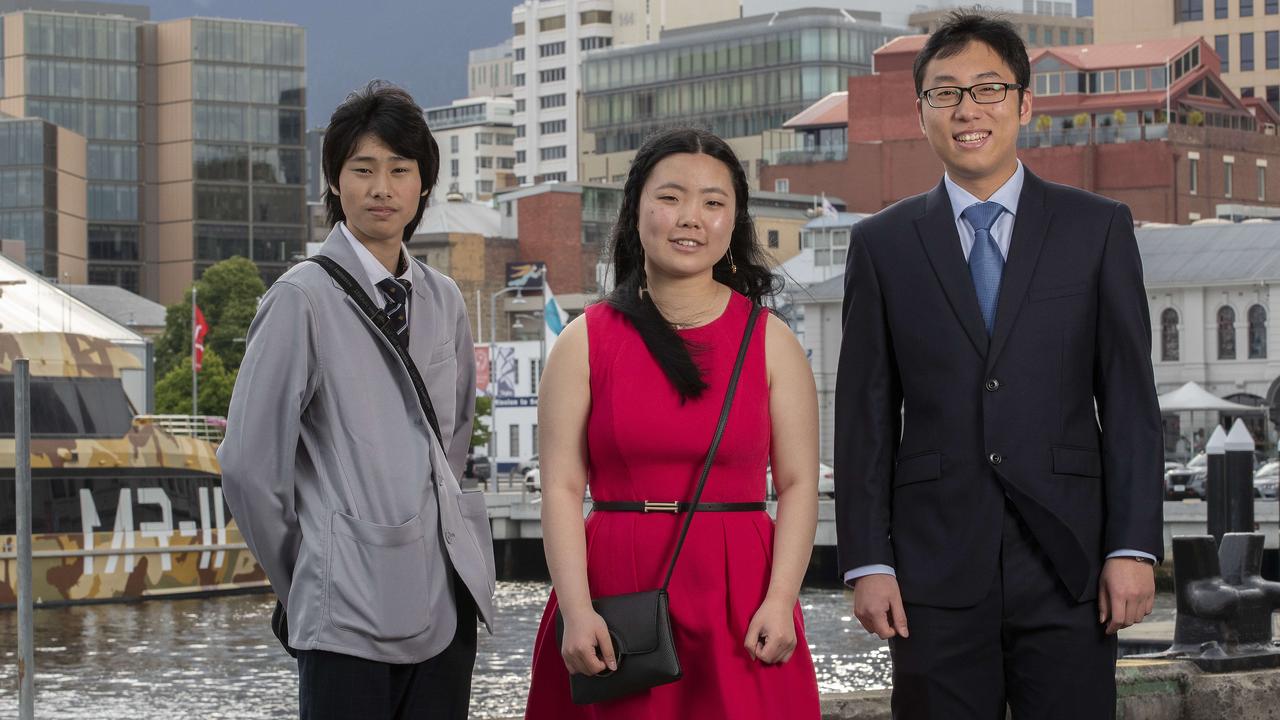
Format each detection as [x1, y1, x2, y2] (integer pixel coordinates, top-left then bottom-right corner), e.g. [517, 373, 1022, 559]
[554, 303, 763, 705]
[268, 255, 446, 657]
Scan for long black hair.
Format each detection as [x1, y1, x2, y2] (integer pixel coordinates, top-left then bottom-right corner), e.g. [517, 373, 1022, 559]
[605, 127, 780, 402]
[323, 80, 439, 243]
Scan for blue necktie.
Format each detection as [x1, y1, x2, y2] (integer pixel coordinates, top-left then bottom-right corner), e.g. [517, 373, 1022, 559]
[963, 201, 1006, 335]
[376, 277, 412, 349]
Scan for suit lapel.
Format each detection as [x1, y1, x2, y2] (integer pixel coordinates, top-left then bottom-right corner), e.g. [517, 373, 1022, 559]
[986, 171, 1052, 371]
[407, 259, 436, 374]
[317, 225, 382, 308]
[915, 181, 989, 358]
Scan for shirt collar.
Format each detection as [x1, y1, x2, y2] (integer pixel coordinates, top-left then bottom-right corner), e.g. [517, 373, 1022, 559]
[944, 160, 1025, 226]
[339, 222, 411, 286]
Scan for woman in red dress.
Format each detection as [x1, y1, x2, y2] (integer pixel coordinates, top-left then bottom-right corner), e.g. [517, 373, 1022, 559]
[524, 128, 821, 720]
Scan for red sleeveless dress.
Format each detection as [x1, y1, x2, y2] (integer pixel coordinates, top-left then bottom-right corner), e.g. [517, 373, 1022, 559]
[524, 292, 820, 719]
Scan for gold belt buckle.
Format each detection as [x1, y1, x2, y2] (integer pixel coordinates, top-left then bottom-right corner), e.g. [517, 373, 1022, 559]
[642, 501, 680, 513]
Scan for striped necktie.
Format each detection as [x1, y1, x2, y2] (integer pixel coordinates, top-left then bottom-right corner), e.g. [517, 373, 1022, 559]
[962, 201, 1006, 335]
[376, 277, 411, 349]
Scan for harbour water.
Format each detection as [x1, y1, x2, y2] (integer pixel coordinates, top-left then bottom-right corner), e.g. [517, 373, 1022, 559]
[0, 583, 1177, 719]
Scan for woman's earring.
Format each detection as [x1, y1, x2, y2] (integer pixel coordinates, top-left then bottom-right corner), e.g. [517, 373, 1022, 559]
[727, 247, 738, 275]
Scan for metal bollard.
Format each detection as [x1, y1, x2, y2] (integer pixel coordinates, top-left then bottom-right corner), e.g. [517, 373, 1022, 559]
[1206, 426, 1227, 543]
[1223, 419, 1257, 537]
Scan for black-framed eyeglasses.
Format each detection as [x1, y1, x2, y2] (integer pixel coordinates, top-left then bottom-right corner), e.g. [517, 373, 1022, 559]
[919, 82, 1023, 108]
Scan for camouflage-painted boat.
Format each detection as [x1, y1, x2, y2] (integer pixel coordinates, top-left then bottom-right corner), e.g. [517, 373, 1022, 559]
[0, 332, 268, 607]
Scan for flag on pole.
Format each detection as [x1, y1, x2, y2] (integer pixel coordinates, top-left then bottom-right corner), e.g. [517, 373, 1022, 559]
[544, 282, 569, 354]
[193, 304, 208, 372]
[821, 193, 838, 219]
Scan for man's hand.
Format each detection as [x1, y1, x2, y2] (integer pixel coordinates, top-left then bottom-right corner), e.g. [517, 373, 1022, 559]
[852, 574, 909, 640]
[1098, 557, 1155, 635]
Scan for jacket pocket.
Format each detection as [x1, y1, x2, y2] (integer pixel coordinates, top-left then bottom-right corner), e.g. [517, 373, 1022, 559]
[1051, 446, 1102, 477]
[327, 511, 431, 641]
[894, 451, 941, 488]
[1029, 282, 1091, 303]
[457, 490, 496, 593]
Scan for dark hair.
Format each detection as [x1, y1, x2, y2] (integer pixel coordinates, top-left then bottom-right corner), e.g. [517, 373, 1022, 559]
[912, 10, 1030, 98]
[605, 127, 780, 402]
[322, 80, 439, 243]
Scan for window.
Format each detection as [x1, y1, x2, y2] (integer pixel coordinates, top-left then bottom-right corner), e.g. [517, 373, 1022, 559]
[539, 41, 565, 57]
[539, 15, 565, 31]
[1268, 31, 1279, 69]
[1190, 158, 1199, 194]
[1178, 0, 1204, 20]
[1260, 164, 1268, 201]
[1243, 0, 1255, 15]
[1219, 306, 1237, 360]
[774, 178, 789, 193]
[514, 73, 525, 87]
[509, 424, 519, 458]
[516, 125, 526, 138]
[540, 119, 566, 134]
[1076, 30, 1085, 45]
[1242, 86, 1255, 96]
[530, 359, 540, 394]
[1216, 35, 1230, 72]
[514, 21, 524, 35]
[476, 156, 493, 170]
[539, 93, 566, 109]
[767, 229, 779, 248]
[1249, 305, 1268, 359]
[540, 146, 567, 160]
[450, 135, 459, 153]
[1241, 33, 1255, 71]
[1028, 26, 1038, 44]
[514, 48, 525, 61]
[1161, 308, 1180, 362]
[1271, 0, 1280, 13]
[1060, 29, 1069, 45]
[539, 67, 566, 83]
[1269, 86, 1280, 114]
[476, 180, 493, 195]
[450, 159, 458, 177]
[498, 157, 515, 169]
[1225, 159, 1234, 198]
[516, 150, 526, 163]
[515, 99, 525, 112]
[1216, 0, 1229, 17]
[581, 36, 613, 51]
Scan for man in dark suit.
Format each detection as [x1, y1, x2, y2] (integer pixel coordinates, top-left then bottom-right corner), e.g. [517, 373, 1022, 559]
[834, 13, 1164, 719]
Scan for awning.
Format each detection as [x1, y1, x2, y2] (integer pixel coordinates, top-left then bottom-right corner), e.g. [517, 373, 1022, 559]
[1157, 381, 1266, 413]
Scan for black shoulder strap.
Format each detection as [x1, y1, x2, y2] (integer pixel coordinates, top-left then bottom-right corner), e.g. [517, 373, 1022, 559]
[660, 303, 764, 591]
[304, 255, 443, 446]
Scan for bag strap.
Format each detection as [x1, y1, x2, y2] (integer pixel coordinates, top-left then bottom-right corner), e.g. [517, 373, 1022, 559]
[304, 255, 443, 446]
[660, 303, 764, 592]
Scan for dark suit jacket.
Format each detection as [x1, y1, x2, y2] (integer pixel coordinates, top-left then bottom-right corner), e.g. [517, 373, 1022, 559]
[833, 169, 1164, 608]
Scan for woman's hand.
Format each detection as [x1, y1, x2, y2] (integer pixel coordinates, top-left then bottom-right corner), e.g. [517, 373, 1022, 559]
[743, 596, 799, 664]
[560, 608, 617, 676]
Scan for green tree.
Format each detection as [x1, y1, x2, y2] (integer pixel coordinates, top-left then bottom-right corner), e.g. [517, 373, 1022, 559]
[472, 395, 493, 450]
[154, 347, 236, 418]
[155, 256, 266, 377]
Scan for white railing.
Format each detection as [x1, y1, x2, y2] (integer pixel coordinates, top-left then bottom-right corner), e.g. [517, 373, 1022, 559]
[136, 414, 227, 442]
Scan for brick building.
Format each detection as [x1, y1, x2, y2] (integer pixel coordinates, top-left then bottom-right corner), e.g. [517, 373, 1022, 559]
[762, 34, 1280, 224]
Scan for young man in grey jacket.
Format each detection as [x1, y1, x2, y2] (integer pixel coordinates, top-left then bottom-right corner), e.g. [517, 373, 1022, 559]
[219, 81, 496, 720]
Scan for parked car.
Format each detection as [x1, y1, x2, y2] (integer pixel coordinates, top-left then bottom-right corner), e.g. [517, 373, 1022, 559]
[465, 454, 491, 481]
[1164, 452, 1208, 500]
[1254, 460, 1279, 499]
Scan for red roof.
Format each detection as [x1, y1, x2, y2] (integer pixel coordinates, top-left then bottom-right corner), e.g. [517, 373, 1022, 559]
[783, 92, 848, 129]
[1030, 37, 1202, 71]
[1244, 97, 1280, 126]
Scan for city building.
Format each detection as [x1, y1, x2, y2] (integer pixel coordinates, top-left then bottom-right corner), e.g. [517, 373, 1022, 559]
[0, 8, 307, 304]
[909, 7, 1093, 47]
[1095, 0, 1280, 113]
[0, 9, 143, 289]
[578, 8, 908, 189]
[306, 126, 324, 202]
[426, 96, 517, 203]
[510, 0, 740, 185]
[469, 39, 516, 98]
[479, 339, 542, 473]
[0, 114, 88, 282]
[761, 34, 1280, 224]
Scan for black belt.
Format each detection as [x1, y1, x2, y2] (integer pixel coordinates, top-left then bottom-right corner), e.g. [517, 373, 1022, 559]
[591, 501, 767, 514]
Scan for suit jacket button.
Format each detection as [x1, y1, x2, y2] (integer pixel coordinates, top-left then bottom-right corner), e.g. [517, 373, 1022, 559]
[988, 452, 1003, 465]
[985, 378, 1000, 392]
[445, 530, 456, 544]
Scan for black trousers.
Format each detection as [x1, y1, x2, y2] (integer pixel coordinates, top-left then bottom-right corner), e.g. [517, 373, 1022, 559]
[889, 504, 1117, 720]
[297, 584, 478, 720]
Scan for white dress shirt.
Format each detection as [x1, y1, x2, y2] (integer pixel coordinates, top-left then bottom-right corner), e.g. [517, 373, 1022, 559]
[340, 222, 412, 324]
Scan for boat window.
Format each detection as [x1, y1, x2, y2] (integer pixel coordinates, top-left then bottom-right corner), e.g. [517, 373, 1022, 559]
[0, 376, 133, 438]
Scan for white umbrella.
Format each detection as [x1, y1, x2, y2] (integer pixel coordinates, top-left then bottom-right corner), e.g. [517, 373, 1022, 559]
[1157, 381, 1266, 413]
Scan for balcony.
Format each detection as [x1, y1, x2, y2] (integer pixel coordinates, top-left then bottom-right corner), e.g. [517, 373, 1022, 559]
[764, 144, 848, 165]
[1017, 123, 1169, 149]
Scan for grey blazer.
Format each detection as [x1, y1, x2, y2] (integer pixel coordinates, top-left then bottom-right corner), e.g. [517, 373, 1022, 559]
[219, 225, 495, 664]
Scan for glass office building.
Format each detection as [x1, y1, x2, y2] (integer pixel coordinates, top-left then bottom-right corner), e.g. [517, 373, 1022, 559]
[1, 11, 142, 289]
[582, 9, 907, 154]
